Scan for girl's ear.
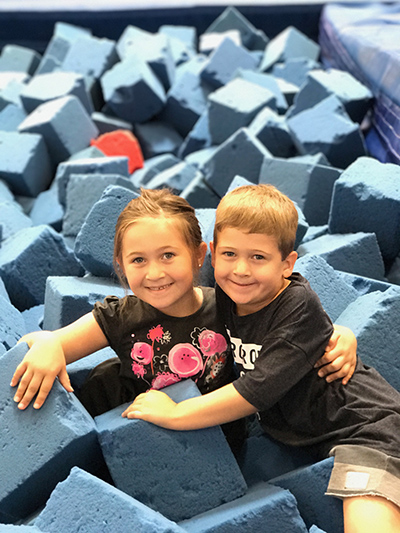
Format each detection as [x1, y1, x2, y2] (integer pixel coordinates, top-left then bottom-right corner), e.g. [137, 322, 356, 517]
[283, 251, 298, 278]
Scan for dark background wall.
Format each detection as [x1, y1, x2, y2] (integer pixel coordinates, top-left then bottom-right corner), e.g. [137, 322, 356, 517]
[0, 3, 324, 52]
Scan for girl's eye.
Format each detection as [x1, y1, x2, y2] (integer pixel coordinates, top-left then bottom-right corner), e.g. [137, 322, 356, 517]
[163, 252, 175, 260]
[132, 257, 144, 264]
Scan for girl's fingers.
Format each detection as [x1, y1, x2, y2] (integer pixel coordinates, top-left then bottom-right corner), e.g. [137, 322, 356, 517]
[14, 373, 44, 410]
[10, 362, 27, 388]
[33, 375, 56, 409]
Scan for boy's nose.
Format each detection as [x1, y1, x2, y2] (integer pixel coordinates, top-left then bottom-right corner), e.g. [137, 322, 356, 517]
[233, 258, 250, 276]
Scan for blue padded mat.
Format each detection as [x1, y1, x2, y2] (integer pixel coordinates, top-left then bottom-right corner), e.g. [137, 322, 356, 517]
[319, 2, 400, 165]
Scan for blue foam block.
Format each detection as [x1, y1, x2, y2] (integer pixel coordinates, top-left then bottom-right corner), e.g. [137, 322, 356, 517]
[74, 185, 138, 277]
[0, 44, 41, 75]
[295, 254, 359, 322]
[248, 107, 295, 158]
[179, 481, 308, 533]
[0, 225, 84, 311]
[0, 201, 32, 242]
[290, 68, 372, 124]
[131, 153, 180, 189]
[18, 95, 99, 167]
[91, 111, 133, 134]
[0, 294, 26, 352]
[34, 467, 184, 533]
[180, 174, 220, 209]
[0, 103, 27, 131]
[60, 35, 118, 82]
[208, 78, 277, 144]
[43, 275, 126, 330]
[335, 286, 400, 391]
[145, 161, 201, 195]
[178, 110, 212, 159]
[20, 72, 93, 115]
[200, 37, 258, 89]
[287, 95, 366, 170]
[67, 346, 118, 390]
[95, 380, 247, 522]
[100, 57, 166, 123]
[22, 304, 44, 333]
[29, 187, 64, 232]
[297, 231, 386, 281]
[134, 121, 183, 159]
[270, 458, 343, 533]
[162, 69, 211, 137]
[259, 26, 320, 72]
[328, 156, 400, 262]
[0, 343, 103, 524]
[203, 127, 272, 197]
[54, 155, 128, 207]
[63, 173, 135, 237]
[235, 69, 288, 113]
[204, 6, 264, 50]
[272, 57, 320, 89]
[0, 525, 43, 532]
[0, 132, 53, 197]
[259, 157, 341, 226]
[335, 271, 393, 296]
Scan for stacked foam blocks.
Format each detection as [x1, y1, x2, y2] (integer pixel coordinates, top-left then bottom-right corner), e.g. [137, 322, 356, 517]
[0, 6, 400, 532]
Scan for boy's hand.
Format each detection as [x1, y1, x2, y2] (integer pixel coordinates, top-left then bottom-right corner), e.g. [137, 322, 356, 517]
[11, 332, 73, 410]
[122, 390, 178, 428]
[314, 325, 357, 385]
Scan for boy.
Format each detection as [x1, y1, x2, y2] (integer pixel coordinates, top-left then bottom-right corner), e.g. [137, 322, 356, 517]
[128, 184, 400, 533]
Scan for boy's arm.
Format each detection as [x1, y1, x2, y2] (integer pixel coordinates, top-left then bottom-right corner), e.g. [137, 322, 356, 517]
[315, 324, 357, 384]
[123, 383, 258, 430]
[11, 312, 108, 410]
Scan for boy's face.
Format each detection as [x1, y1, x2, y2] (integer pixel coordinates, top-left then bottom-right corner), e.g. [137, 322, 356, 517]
[210, 227, 297, 316]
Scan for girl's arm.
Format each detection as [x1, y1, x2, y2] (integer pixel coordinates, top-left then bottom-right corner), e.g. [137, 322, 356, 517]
[11, 312, 108, 410]
[122, 383, 258, 430]
[314, 324, 357, 384]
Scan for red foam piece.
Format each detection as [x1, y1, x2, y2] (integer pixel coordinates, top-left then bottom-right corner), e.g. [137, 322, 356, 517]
[91, 130, 144, 174]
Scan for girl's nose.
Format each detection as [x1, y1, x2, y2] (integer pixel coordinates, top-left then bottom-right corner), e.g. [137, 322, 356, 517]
[146, 261, 163, 279]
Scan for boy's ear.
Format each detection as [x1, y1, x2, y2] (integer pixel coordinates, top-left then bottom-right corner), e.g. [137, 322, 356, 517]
[283, 251, 298, 278]
[209, 241, 215, 268]
[198, 241, 208, 267]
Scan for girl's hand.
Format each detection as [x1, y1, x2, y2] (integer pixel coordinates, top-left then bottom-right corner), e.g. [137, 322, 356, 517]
[315, 325, 357, 384]
[122, 390, 178, 428]
[11, 332, 73, 410]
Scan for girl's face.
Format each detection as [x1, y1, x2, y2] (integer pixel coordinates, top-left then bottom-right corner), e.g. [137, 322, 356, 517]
[120, 217, 207, 317]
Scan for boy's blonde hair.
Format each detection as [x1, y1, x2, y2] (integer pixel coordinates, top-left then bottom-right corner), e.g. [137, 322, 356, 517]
[114, 188, 203, 288]
[214, 184, 298, 259]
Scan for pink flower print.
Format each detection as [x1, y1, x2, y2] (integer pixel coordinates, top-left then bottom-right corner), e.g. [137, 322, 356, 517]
[198, 330, 227, 356]
[151, 372, 181, 390]
[132, 362, 146, 378]
[131, 342, 153, 365]
[168, 343, 203, 378]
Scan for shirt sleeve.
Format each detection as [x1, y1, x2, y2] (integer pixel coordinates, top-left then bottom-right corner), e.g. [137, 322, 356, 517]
[92, 295, 125, 347]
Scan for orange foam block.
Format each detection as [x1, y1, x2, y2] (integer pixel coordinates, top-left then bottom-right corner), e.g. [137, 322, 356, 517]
[90, 130, 144, 174]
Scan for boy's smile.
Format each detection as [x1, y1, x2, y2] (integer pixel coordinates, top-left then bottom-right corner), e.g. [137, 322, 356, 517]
[211, 227, 297, 316]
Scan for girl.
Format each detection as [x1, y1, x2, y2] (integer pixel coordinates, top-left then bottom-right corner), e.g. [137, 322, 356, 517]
[11, 189, 356, 442]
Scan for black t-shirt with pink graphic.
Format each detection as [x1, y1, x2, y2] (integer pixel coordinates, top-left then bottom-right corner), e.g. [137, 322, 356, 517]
[92, 286, 235, 395]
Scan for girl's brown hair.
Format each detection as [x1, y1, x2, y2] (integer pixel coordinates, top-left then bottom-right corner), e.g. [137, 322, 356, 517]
[114, 188, 204, 288]
[214, 184, 298, 259]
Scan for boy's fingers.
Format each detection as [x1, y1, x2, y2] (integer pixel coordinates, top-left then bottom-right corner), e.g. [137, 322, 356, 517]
[58, 368, 74, 393]
[15, 374, 44, 410]
[10, 362, 27, 387]
[33, 376, 55, 409]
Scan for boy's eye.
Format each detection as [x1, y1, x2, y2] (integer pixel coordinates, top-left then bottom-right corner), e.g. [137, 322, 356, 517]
[222, 251, 235, 257]
[254, 254, 265, 261]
